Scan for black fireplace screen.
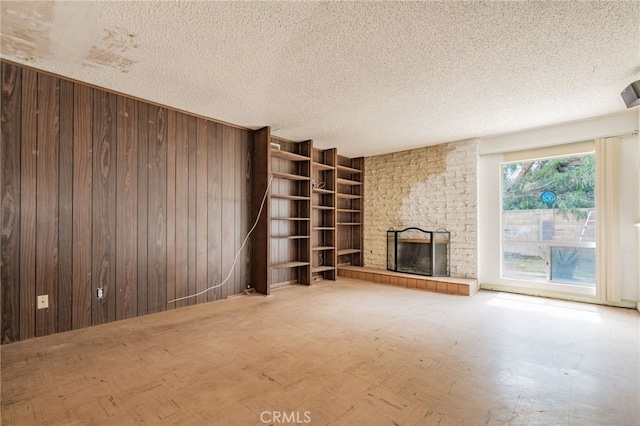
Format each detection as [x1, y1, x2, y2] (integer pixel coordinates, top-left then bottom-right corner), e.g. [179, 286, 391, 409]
[387, 227, 450, 277]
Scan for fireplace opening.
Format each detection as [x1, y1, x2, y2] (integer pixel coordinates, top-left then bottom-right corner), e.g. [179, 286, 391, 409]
[387, 227, 450, 277]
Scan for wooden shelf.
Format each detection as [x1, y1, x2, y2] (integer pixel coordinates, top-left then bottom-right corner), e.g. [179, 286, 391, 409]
[272, 171, 310, 181]
[337, 178, 362, 186]
[312, 162, 334, 171]
[310, 148, 345, 282]
[266, 139, 314, 290]
[337, 249, 362, 256]
[337, 164, 363, 174]
[312, 246, 335, 251]
[335, 156, 364, 269]
[271, 149, 309, 162]
[312, 266, 335, 273]
[270, 261, 310, 270]
[271, 194, 310, 201]
[336, 193, 361, 199]
[312, 188, 334, 194]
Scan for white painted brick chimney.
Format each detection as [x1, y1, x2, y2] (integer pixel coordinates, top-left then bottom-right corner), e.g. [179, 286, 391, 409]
[364, 140, 478, 278]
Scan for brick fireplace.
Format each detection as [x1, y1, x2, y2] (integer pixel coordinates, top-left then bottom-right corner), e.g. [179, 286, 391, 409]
[364, 140, 478, 279]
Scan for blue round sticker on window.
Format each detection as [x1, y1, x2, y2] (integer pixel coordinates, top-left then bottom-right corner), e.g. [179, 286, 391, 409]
[540, 191, 557, 204]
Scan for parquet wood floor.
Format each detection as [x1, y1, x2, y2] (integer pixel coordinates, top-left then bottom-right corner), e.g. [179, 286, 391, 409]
[2, 279, 639, 425]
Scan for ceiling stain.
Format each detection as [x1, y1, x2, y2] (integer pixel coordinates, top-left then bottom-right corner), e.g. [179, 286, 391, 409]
[0, 1, 54, 63]
[88, 27, 137, 73]
[1, 2, 135, 73]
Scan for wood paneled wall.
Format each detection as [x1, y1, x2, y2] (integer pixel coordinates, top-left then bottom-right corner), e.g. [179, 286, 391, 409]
[0, 62, 253, 343]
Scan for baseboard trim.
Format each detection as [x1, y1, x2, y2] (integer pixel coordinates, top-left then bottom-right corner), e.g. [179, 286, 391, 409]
[480, 284, 637, 309]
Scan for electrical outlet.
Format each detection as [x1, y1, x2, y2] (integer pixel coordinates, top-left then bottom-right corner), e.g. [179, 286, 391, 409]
[97, 288, 104, 299]
[37, 295, 48, 309]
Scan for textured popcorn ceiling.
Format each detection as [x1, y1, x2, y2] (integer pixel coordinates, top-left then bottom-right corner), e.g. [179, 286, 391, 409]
[1, 1, 639, 156]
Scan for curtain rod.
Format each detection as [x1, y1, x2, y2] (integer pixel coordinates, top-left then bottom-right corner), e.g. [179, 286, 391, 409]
[479, 130, 638, 157]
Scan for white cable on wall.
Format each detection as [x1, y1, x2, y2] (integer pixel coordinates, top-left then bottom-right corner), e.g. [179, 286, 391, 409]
[167, 175, 273, 305]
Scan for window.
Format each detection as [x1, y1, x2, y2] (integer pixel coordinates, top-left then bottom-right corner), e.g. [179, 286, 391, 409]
[501, 153, 596, 287]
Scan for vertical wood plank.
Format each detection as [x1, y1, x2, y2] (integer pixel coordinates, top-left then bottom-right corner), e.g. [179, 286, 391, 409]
[19, 69, 38, 340]
[241, 130, 249, 292]
[221, 125, 234, 299]
[166, 110, 177, 309]
[207, 123, 222, 302]
[72, 84, 92, 330]
[20, 68, 37, 340]
[91, 89, 116, 326]
[1, 63, 21, 343]
[57, 79, 74, 332]
[234, 128, 242, 295]
[137, 102, 149, 316]
[147, 105, 167, 314]
[115, 96, 138, 320]
[187, 115, 197, 304]
[249, 127, 270, 295]
[173, 111, 188, 307]
[195, 118, 208, 304]
[35, 74, 59, 337]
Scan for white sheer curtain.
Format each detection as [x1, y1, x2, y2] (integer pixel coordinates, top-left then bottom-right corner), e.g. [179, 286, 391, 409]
[595, 137, 621, 302]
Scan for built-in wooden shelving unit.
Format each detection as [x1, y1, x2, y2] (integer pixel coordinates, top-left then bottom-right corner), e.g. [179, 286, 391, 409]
[311, 147, 337, 281]
[269, 137, 312, 288]
[336, 155, 364, 267]
[250, 129, 364, 294]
